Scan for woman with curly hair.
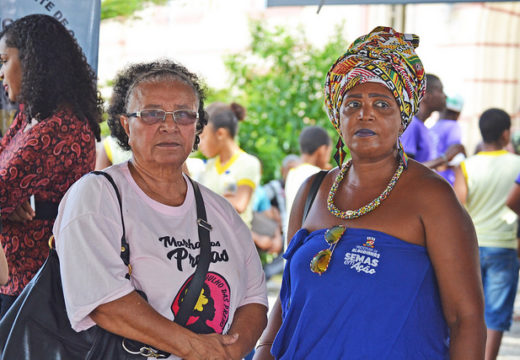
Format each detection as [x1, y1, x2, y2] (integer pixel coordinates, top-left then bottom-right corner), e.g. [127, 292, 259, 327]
[53, 60, 267, 358]
[0, 14, 101, 316]
[94, 63, 160, 170]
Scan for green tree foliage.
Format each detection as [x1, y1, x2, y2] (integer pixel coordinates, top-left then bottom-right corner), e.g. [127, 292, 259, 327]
[221, 21, 348, 182]
[101, 0, 169, 20]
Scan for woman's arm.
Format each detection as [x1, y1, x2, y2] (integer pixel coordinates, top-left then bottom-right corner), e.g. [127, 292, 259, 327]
[91, 291, 238, 360]
[223, 209, 268, 358]
[95, 140, 112, 170]
[223, 303, 267, 359]
[422, 179, 485, 359]
[452, 165, 467, 205]
[253, 298, 282, 360]
[0, 114, 93, 218]
[0, 108, 22, 155]
[0, 243, 8, 285]
[224, 185, 254, 214]
[506, 182, 520, 216]
[224, 155, 261, 214]
[0, 114, 36, 217]
[253, 174, 317, 360]
[423, 144, 465, 170]
[7, 200, 35, 222]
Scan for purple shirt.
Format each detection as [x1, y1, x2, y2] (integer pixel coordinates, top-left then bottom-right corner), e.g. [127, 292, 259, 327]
[400, 116, 434, 163]
[430, 119, 462, 156]
[430, 119, 462, 185]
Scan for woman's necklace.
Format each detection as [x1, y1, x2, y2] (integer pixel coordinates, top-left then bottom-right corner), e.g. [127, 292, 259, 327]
[327, 159, 404, 219]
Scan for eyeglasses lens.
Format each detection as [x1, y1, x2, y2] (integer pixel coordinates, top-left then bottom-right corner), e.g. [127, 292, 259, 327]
[139, 110, 198, 125]
[174, 110, 198, 125]
[140, 110, 164, 124]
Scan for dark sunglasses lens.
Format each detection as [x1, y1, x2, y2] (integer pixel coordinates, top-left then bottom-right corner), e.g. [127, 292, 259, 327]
[325, 225, 345, 245]
[174, 110, 198, 125]
[140, 110, 165, 124]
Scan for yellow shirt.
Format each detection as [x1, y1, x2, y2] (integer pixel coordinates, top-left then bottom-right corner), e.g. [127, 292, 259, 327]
[199, 150, 261, 227]
[462, 150, 520, 249]
[103, 136, 132, 165]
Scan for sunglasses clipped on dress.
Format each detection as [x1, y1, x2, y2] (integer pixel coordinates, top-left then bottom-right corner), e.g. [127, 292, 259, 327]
[310, 225, 346, 275]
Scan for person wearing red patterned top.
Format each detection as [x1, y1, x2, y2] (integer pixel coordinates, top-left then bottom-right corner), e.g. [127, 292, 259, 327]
[0, 14, 102, 316]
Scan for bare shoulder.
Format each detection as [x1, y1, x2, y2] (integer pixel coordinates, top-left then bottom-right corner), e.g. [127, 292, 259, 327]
[401, 160, 457, 203]
[401, 160, 468, 227]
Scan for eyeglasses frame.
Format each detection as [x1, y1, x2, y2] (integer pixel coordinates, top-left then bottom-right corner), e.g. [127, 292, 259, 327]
[125, 109, 199, 126]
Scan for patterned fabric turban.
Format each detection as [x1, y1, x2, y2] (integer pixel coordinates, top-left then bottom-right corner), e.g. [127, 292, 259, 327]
[324, 26, 426, 137]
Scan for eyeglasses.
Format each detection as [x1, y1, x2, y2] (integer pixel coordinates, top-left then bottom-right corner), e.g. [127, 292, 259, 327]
[310, 225, 346, 275]
[126, 109, 199, 126]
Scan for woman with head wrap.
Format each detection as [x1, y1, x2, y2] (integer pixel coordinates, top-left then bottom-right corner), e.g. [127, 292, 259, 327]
[254, 27, 485, 360]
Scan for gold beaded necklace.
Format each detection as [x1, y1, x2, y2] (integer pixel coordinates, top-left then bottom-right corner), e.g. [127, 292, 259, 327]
[327, 159, 404, 219]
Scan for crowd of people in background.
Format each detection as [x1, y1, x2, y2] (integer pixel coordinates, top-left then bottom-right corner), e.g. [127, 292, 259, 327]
[1, 13, 520, 360]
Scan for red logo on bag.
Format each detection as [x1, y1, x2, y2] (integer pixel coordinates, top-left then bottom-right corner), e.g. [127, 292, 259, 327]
[171, 272, 230, 334]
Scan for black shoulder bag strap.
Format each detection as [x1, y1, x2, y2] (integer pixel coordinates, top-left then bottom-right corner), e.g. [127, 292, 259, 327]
[91, 172, 212, 327]
[302, 170, 328, 222]
[91, 171, 169, 358]
[174, 178, 212, 326]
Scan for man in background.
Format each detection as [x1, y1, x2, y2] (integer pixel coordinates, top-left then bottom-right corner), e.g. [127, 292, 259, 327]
[454, 108, 520, 360]
[430, 94, 466, 185]
[401, 74, 464, 169]
[284, 126, 331, 239]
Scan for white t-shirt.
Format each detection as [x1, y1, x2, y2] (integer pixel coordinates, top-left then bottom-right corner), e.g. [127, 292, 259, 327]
[185, 157, 206, 181]
[284, 163, 321, 223]
[53, 162, 267, 357]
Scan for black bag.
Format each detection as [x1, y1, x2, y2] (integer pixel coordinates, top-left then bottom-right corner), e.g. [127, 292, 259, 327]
[0, 171, 212, 359]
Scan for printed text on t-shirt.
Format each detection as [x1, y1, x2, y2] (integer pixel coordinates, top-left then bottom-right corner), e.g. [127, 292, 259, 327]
[160, 236, 229, 271]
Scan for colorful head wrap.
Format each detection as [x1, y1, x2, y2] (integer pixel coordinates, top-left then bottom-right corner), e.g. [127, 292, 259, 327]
[324, 26, 426, 166]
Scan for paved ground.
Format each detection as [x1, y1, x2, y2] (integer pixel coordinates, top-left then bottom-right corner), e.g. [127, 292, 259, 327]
[266, 276, 520, 358]
[498, 290, 520, 359]
[499, 321, 520, 359]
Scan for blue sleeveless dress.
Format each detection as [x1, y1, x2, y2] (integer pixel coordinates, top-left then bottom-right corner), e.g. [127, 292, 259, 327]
[271, 228, 449, 359]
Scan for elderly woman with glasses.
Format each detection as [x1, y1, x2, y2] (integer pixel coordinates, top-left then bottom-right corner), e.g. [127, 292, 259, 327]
[254, 27, 485, 360]
[53, 60, 268, 360]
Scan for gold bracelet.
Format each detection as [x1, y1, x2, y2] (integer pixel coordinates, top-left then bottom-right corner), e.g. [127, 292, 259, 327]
[256, 341, 273, 349]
